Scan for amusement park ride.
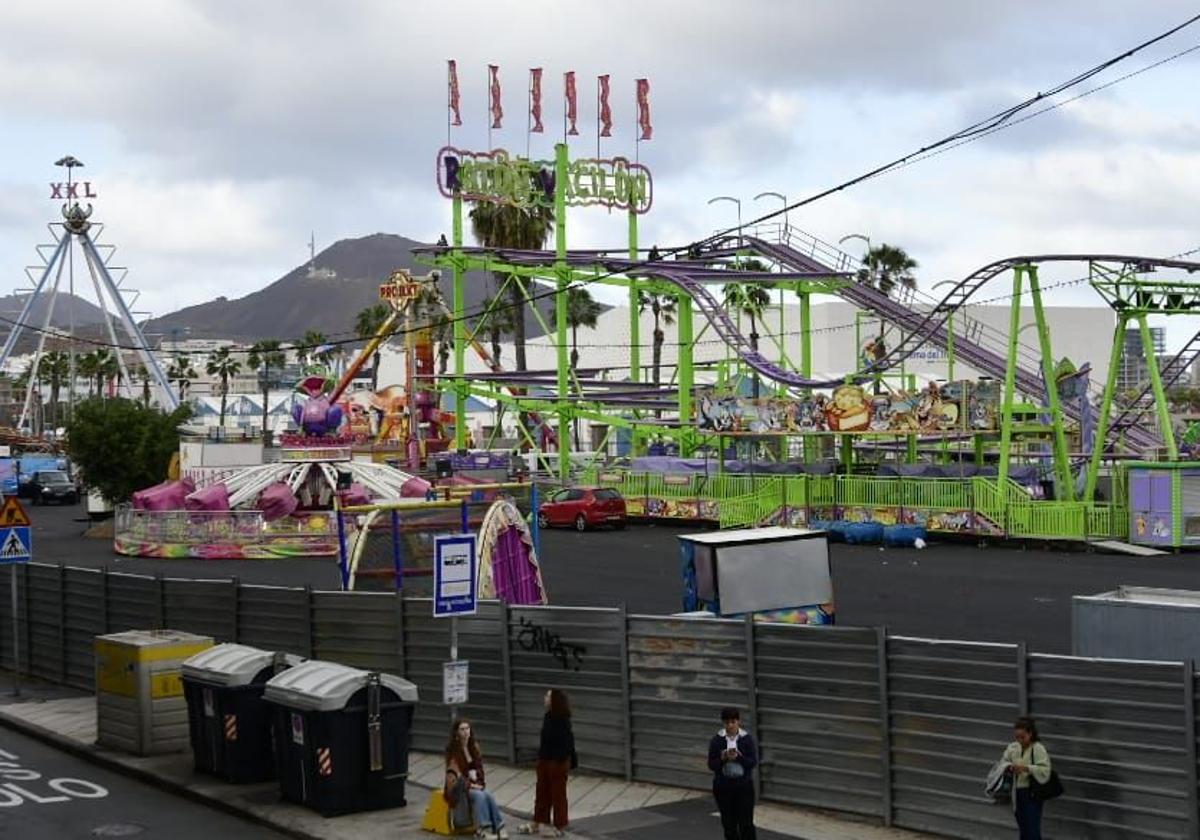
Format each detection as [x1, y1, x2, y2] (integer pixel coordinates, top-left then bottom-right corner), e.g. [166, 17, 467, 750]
[13, 79, 1200, 559]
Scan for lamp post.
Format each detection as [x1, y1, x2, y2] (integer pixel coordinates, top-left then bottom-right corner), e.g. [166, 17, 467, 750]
[754, 192, 789, 372]
[839, 233, 872, 274]
[933, 279, 957, 381]
[708, 195, 743, 250]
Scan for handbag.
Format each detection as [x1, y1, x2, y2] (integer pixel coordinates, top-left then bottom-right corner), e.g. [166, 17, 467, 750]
[984, 759, 1012, 801]
[444, 771, 474, 829]
[1029, 769, 1064, 802]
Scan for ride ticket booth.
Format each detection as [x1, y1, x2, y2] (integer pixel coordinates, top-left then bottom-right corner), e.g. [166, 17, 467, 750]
[678, 526, 835, 624]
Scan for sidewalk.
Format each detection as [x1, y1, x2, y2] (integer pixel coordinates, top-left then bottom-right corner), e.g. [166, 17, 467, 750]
[0, 677, 932, 840]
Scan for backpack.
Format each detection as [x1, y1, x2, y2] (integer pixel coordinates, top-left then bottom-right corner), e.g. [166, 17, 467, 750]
[444, 771, 474, 830]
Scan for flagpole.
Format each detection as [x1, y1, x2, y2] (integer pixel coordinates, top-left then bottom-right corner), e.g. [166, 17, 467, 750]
[635, 79, 639, 165]
[447, 62, 451, 147]
[562, 72, 567, 146]
[487, 66, 492, 151]
[527, 70, 532, 159]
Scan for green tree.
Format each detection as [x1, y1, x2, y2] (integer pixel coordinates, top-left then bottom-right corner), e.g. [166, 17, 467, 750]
[476, 294, 517, 371]
[296, 330, 328, 368]
[552, 286, 604, 372]
[205, 347, 243, 429]
[247, 340, 286, 443]
[130, 363, 152, 406]
[857, 243, 918, 298]
[66, 397, 192, 504]
[77, 351, 100, 397]
[355, 304, 393, 391]
[167, 353, 196, 402]
[41, 351, 70, 429]
[723, 280, 772, 398]
[637, 292, 677, 387]
[469, 202, 554, 374]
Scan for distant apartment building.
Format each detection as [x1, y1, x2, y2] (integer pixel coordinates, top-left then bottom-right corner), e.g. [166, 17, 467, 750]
[1117, 326, 1165, 392]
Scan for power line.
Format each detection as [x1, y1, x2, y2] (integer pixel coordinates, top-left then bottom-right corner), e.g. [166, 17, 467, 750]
[5, 14, 1199, 363]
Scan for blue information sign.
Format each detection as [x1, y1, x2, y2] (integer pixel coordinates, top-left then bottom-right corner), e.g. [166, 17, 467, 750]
[0, 526, 31, 565]
[433, 534, 477, 617]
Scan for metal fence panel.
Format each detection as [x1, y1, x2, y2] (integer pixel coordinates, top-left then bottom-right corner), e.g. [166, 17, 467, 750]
[887, 638, 1019, 840]
[402, 598, 507, 755]
[25, 564, 62, 682]
[236, 584, 310, 656]
[106, 572, 158, 631]
[0, 565, 28, 671]
[63, 567, 104, 691]
[1029, 655, 1193, 839]
[162, 578, 236, 641]
[311, 590, 402, 674]
[508, 606, 625, 776]
[755, 623, 884, 819]
[627, 615, 750, 790]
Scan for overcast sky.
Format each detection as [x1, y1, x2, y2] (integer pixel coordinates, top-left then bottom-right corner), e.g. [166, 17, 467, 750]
[1, 1, 1198, 348]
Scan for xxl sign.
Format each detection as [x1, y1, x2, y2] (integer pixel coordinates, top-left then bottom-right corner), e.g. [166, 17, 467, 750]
[436, 147, 652, 214]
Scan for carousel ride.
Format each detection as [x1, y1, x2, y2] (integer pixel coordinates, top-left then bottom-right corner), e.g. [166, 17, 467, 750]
[115, 271, 446, 559]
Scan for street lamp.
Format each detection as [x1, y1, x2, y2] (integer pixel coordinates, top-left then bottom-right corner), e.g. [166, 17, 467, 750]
[838, 233, 872, 277]
[753, 191, 788, 242]
[708, 195, 743, 249]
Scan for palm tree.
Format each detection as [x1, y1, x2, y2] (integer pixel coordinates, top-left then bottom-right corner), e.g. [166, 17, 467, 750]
[637, 292, 677, 387]
[476, 294, 517, 372]
[857, 243, 918, 298]
[89, 348, 116, 396]
[723, 282, 772, 398]
[248, 340, 286, 442]
[40, 351, 69, 429]
[130, 363, 152, 406]
[549, 286, 605, 449]
[355, 304, 393, 391]
[205, 347, 243, 429]
[469, 202, 554, 374]
[167, 353, 197, 402]
[297, 330, 328, 368]
[76, 352, 100, 397]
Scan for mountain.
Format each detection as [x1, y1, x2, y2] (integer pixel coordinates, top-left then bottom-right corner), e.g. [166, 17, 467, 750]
[141, 233, 563, 343]
[0, 292, 107, 329]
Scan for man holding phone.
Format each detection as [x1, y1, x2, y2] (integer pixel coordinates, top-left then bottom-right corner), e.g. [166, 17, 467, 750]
[707, 706, 759, 839]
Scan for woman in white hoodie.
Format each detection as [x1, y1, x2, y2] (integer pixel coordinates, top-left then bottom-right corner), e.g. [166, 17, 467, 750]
[1001, 716, 1052, 840]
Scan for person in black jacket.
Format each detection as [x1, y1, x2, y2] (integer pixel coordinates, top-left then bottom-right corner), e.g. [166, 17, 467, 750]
[518, 689, 576, 837]
[707, 706, 758, 840]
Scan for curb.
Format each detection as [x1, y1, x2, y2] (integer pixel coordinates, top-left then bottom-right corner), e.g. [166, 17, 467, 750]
[0, 708, 320, 840]
[0, 709, 598, 840]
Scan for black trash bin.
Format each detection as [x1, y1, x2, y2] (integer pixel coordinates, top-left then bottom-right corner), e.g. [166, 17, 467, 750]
[263, 659, 419, 816]
[181, 643, 301, 783]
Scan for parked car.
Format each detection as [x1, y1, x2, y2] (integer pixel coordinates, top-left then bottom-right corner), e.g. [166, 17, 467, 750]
[28, 470, 78, 505]
[537, 487, 626, 531]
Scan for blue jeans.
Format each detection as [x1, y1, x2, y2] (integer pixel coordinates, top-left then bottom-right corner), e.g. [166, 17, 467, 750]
[470, 788, 504, 831]
[1014, 789, 1042, 840]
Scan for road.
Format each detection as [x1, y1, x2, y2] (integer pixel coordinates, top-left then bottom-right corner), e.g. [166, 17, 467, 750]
[0, 726, 283, 839]
[27, 501, 1200, 653]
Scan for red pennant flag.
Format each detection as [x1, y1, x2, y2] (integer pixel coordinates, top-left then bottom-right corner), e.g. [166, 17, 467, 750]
[530, 68, 544, 133]
[598, 75, 612, 138]
[636, 78, 652, 140]
[489, 64, 503, 129]
[447, 60, 462, 126]
[565, 71, 579, 136]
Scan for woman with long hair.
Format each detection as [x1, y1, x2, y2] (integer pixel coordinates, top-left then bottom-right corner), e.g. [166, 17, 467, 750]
[446, 718, 507, 840]
[518, 688, 576, 837]
[1002, 716, 1053, 840]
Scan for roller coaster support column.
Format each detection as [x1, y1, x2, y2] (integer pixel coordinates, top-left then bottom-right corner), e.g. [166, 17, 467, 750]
[1084, 315, 1129, 502]
[1138, 313, 1178, 460]
[628, 210, 640, 384]
[554, 143, 571, 480]
[1028, 265, 1075, 501]
[797, 282, 818, 461]
[996, 267, 1024, 491]
[452, 194, 466, 451]
[677, 289, 694, 455]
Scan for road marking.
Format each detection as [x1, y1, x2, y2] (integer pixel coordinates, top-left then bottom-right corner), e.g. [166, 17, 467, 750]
[0, 747, 109, 806]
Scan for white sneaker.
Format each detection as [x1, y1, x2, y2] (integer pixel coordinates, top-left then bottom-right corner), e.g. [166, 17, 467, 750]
[497, 829, 510, 840]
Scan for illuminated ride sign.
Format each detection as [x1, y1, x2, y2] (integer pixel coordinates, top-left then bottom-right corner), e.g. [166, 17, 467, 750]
[380, 270, 423, 308]
[436, 146, 652, 214]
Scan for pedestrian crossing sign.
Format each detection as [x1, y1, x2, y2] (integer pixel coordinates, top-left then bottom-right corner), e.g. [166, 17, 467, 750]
[0, 526, 31, 564]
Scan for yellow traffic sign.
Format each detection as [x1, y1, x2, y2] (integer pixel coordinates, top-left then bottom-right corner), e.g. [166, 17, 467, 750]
[0, 496, 30, 527]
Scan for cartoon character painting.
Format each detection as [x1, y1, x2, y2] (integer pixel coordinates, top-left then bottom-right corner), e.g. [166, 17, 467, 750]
[826, 385, 871, 432]
[291, 374, 344, 437]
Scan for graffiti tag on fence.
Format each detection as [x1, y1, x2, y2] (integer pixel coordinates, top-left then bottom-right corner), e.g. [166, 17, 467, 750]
[516, 616, 587, 671]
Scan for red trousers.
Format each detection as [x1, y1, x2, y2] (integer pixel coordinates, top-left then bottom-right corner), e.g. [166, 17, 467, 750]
[533, 758, 570, 829]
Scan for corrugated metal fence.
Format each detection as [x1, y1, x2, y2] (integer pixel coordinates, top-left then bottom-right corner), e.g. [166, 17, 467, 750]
[0, 562, 1195, 839]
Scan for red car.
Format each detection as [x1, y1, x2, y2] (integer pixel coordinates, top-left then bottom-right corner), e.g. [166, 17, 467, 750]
[537, 487, 626, 531]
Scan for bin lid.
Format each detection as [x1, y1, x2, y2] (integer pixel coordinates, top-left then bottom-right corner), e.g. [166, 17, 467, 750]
[94, 629, 213, 658]
[181, 643, 302, 688]
[263, 659, 418, 711]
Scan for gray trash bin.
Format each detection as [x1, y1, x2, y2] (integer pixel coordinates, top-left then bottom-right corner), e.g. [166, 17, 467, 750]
[181, 643, 302, 783]
[263, 660, 419, 816]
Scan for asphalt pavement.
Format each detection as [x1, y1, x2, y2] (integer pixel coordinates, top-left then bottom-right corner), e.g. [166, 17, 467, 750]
[0, 725, 284, 839]
[25, 501, 1200, 653]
